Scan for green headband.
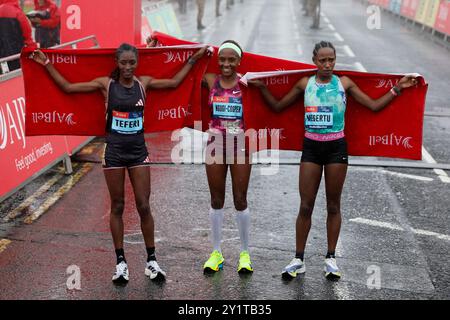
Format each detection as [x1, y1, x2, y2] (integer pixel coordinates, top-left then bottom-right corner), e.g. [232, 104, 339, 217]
[218, 43, 242, 57]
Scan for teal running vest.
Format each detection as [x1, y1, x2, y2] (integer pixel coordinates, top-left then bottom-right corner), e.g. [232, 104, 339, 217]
[304, 75, 346, 134]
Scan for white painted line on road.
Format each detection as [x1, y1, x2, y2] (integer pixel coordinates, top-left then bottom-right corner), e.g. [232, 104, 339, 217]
[383, 170, 433, 182]
[23, 163, 93, 224]
[328, 24, 336, 31]
[343, 45, 355, 57]
[297, 44, 303, 56]
[323, 15, 328, 22]
[354, 62, 367, 72]
[124, 232, 144, 244]
[3, 165, 74, 222]
[354, 167, 433, 182]
[222, 237, 241, 243]
[422, 146, 450, 183]
[193, 228, 238, 232]
[350, 217, 450, 241]
[336, 62, 366, 71]
[334, 32, 344, 42]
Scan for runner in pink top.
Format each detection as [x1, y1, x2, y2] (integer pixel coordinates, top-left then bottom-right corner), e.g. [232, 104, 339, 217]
[202, 40, 254, 275]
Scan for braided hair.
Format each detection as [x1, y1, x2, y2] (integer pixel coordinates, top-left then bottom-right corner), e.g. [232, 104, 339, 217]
[110, 43, 138, 81]
[313, 41, 336, 58]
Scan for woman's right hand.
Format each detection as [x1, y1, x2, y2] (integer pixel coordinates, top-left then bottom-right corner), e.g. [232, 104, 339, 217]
[146, 36, 158, 48]
[248, 79, 266, 88]
[30, 49, 48, 66]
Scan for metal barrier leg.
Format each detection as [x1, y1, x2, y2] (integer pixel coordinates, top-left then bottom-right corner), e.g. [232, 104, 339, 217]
[63, 155, 73, 175]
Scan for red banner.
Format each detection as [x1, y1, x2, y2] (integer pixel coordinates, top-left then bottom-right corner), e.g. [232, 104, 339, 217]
[241, 70, 427, 160]
[21, 33, 427, 160]
[154, 32, 427, 160]
[0, 75, 71, 200]
[21, 45, 210, 136]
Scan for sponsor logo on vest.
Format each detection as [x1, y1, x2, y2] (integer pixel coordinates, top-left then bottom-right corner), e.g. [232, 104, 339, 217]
[0, 97, 26, 150]
[32, 111, 77, 125]
[163, 51, 194, 63]
[135, 99, 144, 107]
[158, 105, 191, 120]
[369, 133, 413, 149]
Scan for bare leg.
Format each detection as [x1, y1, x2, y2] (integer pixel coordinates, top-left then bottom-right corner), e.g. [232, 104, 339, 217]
[296, 162, 323, 253]
[229, 161, 252, 211]
[206, 163, 228, 209]
[324, 163, 347, 253]
[104, 168, 126, 250]
[128, 166, 154, 248]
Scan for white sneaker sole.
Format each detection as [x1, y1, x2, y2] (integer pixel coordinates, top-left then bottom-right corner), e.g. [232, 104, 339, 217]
[145, 268, 166, 280]
[281, 265, 306, 279]
[112, 275, 129, 284]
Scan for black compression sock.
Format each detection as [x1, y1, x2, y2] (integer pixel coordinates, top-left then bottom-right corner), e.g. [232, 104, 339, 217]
[295, 252, 304, 261]
[146, 247, 156, 262]
[326, 252, 335, 259]
[115, 248, 126, 264]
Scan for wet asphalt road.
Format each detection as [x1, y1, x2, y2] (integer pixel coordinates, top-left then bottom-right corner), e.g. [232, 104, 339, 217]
[0, 0, 449, 300]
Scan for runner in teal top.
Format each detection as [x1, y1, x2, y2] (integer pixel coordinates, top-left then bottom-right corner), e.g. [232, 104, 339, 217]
[304, 74, 346, 134]
[250, 40, 418, 281]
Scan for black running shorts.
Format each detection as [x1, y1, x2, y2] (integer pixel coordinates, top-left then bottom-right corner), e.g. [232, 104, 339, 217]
[102, 139, 150, 169]
[301, 137, 348, 165]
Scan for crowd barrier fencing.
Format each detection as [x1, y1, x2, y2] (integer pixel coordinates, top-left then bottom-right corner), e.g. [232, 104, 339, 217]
[0, 36, 98, 202]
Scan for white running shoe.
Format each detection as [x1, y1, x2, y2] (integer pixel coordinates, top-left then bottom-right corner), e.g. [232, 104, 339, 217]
[145, 260, 166, 281]
[282, 258, 306, 280]
[324, 257, 342, 279]
[112, 261, 129, 284]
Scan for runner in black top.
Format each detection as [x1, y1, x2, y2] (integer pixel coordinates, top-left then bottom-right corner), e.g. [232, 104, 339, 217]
[31, 43, 208, 284]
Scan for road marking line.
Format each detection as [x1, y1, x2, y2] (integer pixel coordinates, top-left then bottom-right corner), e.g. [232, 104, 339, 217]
[222, 237, 240, 243]
[336, 62, 366, 71]
[0, 239, 12, 253]
[328, 24, 335, 31]
[323, 16, 329, 23]
[350, 217, 450, 241]
[23, 163, 93, 224]
[193, 228, 238, 232]
[354, 62, 367, 72]
[422, 146, 450, 183]
[342, 45, 355, 57]
[334, 32, 344, 42]
[297, 44, 303, 55]
[354, 167, 433, 182]
[2, 166, 71, 222]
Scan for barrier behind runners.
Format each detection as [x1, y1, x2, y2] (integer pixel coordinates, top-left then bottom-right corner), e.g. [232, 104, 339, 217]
[0, 36, 98, 202]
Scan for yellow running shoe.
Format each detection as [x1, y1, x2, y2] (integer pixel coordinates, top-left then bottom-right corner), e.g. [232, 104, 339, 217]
[237, 251, 253, 273]
[324, 257, 341, 280]
[203, 250, 224, 273]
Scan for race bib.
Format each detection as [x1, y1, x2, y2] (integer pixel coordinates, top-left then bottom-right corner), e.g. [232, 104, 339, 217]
[111, 110, 143, 134]
[212, 96, 243, 119]
[305, 106, 333, 129]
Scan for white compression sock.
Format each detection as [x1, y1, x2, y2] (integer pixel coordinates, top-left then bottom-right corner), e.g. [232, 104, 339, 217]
[235, 208, 250, 252]
[209, 208, 224, 252]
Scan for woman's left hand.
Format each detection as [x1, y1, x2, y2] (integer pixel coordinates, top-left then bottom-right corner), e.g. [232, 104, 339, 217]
[397, 75, 418, 89]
